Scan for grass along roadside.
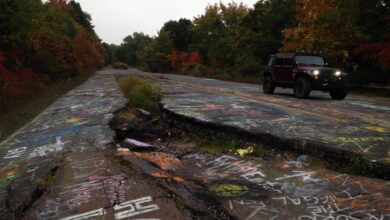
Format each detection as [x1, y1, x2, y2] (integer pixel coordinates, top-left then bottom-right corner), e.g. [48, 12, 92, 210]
[0, 72, 95, 142]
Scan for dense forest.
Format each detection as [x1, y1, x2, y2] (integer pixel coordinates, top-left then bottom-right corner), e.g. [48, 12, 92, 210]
[107, 0, 389, 86]
[0, 0, 104, 108]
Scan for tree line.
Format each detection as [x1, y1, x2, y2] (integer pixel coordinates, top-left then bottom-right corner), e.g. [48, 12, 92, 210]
[0, 0, 104, 107]
[107, 0, 389, 86]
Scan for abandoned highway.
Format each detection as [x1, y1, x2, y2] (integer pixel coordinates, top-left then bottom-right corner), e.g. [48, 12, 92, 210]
[0, 68, 389, 220]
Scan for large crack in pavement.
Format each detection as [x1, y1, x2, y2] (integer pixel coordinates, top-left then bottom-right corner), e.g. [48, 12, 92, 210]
[110, 92, 390, 220]
[23, 152, 191, 219]
[114, 136, 390, 220]
[0, 71, 193, 219]
[1, 68, 389, 220]
[131, 70, 390, 179]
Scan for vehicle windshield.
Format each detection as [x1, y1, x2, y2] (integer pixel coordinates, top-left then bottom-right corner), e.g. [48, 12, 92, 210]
[295, 55, 325, 66]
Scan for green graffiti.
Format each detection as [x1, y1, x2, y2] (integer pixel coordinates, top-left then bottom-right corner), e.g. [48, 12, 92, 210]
[209, 184, 249, 197]
[0, 173, 21, 189]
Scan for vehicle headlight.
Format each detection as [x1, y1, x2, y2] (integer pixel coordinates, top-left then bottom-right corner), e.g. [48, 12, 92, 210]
[335, 71, 341, 76]
[313, 70, 320, 76]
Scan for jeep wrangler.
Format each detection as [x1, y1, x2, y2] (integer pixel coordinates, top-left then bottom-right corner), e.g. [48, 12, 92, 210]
[262, 53, 348, 100]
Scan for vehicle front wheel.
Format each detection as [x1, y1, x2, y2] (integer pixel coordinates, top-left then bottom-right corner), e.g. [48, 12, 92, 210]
[263, 75, 275, 94]
[294, 78, 311, 99]
[329, 87, 348, 100]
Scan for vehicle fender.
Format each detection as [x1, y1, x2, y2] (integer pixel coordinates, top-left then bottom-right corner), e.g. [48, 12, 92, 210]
[294, 72, 312, 81]
[263, 71, 275, 81]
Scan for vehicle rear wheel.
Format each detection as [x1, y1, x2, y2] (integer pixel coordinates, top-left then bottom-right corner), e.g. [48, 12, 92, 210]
[329, 87, 348, 100]
[294, 78, 311, 99]
[263, 75, 275, 94]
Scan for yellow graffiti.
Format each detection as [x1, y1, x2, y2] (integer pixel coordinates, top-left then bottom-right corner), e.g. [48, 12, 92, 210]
[209, 184, 249, 197]
[66, 117, 85, 124]
[363, 126, 390, 133]
[324, 136, 388, 143]
[235, 147, 254, 157]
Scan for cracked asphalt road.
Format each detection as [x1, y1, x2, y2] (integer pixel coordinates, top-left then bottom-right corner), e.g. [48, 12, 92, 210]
[0, 68, 389, 220]
[142, 72, 390, 170]
[0, 71, 191, 219]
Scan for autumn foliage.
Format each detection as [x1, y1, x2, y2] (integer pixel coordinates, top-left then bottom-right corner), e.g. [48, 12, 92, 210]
[281, 0, 389, 84]
[0, 0, 104, 106]
[355, 33, 390, 70]
[169, 50, 203, 73]
[107, 0, 389, 85]
[0, 53, 39, 100]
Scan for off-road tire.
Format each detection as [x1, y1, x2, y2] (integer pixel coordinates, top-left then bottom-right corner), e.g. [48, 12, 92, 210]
[329, 87, 348, 100]
[263, 75, 275, 94]
[294, 78, 311, 99]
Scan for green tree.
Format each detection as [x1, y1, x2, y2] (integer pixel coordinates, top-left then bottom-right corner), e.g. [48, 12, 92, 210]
[161, 18, 194, 51]
[192, 2, 261, 77]
[115, 35, 137, 65]
[143, 31, 174, 72]
[115, 32, 151, 66]
[69, 0, 96, 37]
[132, 32, 152, 68]
[242, 0, 296, 63]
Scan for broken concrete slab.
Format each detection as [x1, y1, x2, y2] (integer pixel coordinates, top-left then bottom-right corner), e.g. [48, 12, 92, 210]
[119, 149, 390, 220]
[122, 138, 158, 152]
[155, 77, 390, 179]
[22, 152, 192, 220]
[136, 108, 153, 120]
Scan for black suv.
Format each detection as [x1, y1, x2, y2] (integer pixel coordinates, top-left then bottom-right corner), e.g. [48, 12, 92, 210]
[262, 53, 348, 100]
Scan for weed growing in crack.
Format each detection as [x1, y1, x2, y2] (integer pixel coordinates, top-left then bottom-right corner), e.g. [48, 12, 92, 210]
[196, 133, 238, 154]
[118, 76, 160, 115]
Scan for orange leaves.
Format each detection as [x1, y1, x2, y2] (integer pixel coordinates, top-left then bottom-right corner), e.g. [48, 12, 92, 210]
[0, 0, 103, 104]
[169, 50, 187, 71]
[282, 0, 361, 66]
[189, 51, 202, 64]
[168, 50, 203, 73]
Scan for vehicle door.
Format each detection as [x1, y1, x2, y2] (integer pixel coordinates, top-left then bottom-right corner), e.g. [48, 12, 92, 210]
[281, 58, 294, 82]
[273, 57, 284, 81]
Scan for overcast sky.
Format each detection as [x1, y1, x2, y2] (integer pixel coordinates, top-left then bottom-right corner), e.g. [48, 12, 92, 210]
[74, 0, 259, 45]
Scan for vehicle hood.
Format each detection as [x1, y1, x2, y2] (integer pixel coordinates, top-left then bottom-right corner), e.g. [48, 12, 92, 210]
[297, 66, 342, 72]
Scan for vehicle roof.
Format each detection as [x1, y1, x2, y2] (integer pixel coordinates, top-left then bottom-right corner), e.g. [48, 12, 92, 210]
[274, 53, 294, 58]
[271, 53, 324, 58]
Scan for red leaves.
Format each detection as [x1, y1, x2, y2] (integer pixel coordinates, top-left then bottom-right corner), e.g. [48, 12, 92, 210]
[380, 44, 390, 69]
[169, 50, 187, 71]
[73, 29, 105, 73]
[355, 32, 390, 69]
[0, 52, 39, 99]
[169, 50, 203, 72]
[189, 51, 202, 64]
[355, 44, 382, 61]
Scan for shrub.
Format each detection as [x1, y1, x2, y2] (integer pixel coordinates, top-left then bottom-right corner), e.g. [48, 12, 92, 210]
[118, 76, 160, 114]
[128, 83, 160, 114]
[113, 61, 129, 69]
[119, 76, 141, 97]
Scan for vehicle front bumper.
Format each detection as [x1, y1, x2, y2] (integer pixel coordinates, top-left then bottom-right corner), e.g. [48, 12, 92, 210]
[311, 76, 347, 90]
